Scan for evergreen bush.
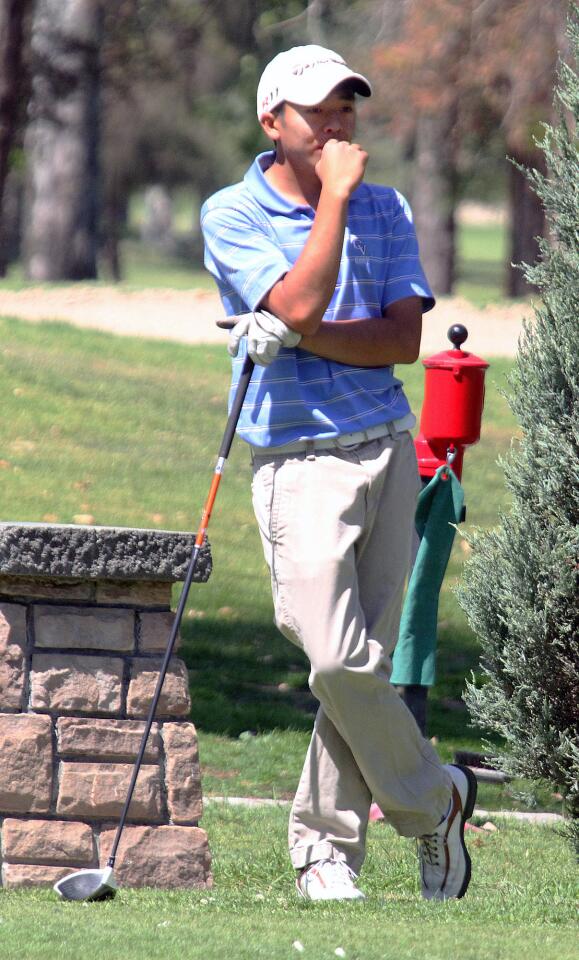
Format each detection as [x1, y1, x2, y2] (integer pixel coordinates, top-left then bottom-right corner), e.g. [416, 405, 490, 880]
[457, 7, 579, 849]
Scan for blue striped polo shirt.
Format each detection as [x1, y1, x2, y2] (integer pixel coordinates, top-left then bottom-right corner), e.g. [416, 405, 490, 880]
[201, 151, 434, 448]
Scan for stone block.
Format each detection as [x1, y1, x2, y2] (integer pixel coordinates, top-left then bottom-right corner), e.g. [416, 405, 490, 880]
[96, 580, 172, 607]
[0, 522, 210, 583]
[0, 603, 27, 709]
[162, 722, 203, 823]
[0, 654, 25, 710]
[99, 824, 212, 889]
[127, 658, 190, 718]
[57, 717, 160, 762]
[0, 714, 52, 813]
[2, 863, 87, 888]
[2, 818, 96, 865]
[0, 602, 26, 651]
[34, 606, 134, 652]
[0, 576, 94, 602]
[139, 611, 181, 653]
[56, 762, 163, 821]
[30, 654, 123, 714]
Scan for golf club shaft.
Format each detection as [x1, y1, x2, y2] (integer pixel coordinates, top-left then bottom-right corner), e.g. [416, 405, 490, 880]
[107, 352, 255, 868]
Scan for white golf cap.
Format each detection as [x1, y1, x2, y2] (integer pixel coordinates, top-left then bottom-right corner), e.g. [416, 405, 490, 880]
[257, 45, 372, 118]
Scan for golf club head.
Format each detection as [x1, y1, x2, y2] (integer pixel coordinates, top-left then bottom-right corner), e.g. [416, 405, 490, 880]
[54, 866, 117, 902]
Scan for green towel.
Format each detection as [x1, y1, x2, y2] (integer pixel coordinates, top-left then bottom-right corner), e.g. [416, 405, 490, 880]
[391, 465, 464, 687]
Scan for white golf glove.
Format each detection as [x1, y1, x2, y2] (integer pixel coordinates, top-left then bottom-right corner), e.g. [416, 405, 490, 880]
[228, 309, 302, 366]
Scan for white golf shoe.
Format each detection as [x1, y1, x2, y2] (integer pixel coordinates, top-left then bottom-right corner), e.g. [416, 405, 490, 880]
[417, 763, 478, 901]
[296, 859, 366, 901]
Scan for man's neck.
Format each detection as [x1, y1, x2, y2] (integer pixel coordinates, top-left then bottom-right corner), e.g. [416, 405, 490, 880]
[264, 156, 321, 209]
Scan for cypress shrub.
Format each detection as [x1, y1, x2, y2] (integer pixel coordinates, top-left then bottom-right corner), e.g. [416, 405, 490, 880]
[457, 7, 579, 849]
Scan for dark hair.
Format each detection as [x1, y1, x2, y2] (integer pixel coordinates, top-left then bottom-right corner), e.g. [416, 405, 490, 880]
[332, 80, 357, 100]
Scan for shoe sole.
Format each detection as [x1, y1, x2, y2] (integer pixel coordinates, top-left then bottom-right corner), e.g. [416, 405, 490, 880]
[449, 763, 478, 899]
[296, 880, 365, 902]
[296, 869, 366, 902]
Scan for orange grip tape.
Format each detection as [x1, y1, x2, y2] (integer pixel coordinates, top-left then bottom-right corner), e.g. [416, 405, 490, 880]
[194, 472, 222, 547]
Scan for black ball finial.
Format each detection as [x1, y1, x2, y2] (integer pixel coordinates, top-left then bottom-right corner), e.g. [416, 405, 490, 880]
[448, 324, 468, 350]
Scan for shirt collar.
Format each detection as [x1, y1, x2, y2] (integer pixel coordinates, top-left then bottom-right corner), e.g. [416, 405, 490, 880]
[244, 151, 311, 215]
[244, 149, 366, 214]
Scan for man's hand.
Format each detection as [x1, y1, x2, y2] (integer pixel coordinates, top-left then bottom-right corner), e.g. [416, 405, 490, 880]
[262, 142, 368, 335]
[228, 310, 302, 366]
[315, 139, 368, 199]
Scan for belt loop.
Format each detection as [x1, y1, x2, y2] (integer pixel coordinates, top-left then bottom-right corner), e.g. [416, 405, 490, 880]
[305, 439, 316, 461]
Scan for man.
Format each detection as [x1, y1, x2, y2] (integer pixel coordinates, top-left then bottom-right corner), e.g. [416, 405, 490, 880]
[201, 45, 477, 902]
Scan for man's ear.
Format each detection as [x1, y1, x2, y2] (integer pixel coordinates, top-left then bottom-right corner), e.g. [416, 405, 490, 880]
[260, 111, 281, 144]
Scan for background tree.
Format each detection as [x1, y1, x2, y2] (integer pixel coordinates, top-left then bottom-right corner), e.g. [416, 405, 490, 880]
[23, 0, 103, 281]
[98, 0, 278, 279]
[0, 0, 32, 276]
[474, 0, 566, 296]
[457, 7, 578, 847]
[6, 0, 568, 287]
[371, 0, 567, 297]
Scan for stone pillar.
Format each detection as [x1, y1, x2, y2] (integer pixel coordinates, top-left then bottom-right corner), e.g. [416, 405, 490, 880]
[0, 522, 213, 890]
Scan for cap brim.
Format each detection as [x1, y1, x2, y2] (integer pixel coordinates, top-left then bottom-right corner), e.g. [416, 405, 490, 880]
[283, 66, 372, 108]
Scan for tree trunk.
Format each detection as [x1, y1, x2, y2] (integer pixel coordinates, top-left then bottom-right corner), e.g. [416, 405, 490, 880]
[307, 0, 328, 43]
[505, 153, 546, 297]
[23, 0, 103, 281]
[0, 0, 31, 276]
[411, 108, 458, 296]
[0, 168, 24, 266]
[101, 183, 127, 283]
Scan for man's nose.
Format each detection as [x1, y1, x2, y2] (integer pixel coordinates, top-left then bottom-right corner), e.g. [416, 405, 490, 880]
[324, 112, 342, 133]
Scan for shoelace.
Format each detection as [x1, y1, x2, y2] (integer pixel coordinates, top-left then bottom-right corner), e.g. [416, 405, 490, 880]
[418, 833, 445, 867]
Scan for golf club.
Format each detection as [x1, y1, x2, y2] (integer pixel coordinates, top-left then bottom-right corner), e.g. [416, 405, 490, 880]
[54, 348, 254, 902]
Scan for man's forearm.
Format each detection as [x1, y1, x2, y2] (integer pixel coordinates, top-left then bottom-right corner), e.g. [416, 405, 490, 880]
[300, 308, 422, 367]
[262, 187, 348, 336]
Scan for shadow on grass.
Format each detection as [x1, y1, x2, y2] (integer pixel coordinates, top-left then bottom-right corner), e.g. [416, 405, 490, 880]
[181, 615, 492, 744]
[182, 610, 566, 812]
[458, 258, 505, 289]
[182, 618, 315, 736]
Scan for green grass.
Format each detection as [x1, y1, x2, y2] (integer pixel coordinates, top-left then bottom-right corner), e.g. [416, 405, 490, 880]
[0, 806, 575, 960]
[0, 243, 214, 292]
[114, 243, 215, 291]
[455, 222, 521, 307]
[0, 315, 557, 816]
[198, 730, 560, 815]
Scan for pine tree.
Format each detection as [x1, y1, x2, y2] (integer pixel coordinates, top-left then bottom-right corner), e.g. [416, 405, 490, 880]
[457, 6, 579, 848]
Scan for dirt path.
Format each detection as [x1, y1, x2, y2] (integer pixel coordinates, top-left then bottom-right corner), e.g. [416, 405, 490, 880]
[0, 286, 531, 357]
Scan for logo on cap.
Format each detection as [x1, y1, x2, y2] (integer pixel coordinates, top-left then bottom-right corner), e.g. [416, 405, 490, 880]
[261, 87, 278, 111]
[291, 56, 345, 77]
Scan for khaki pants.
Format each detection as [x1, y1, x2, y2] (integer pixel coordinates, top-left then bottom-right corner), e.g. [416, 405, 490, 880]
[251, 431, 452, 874]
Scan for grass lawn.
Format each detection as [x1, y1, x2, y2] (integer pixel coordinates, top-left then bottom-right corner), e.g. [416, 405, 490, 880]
[0, 243, 215, 292]
[0, 806, 575, 960]
[455, 223, 508, 306]
[0, 315, 560, 817]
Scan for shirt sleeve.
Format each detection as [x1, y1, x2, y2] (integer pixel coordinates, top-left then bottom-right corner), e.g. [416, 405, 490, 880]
[382, 190, 435, 314]
[201, 201, 290, 315]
